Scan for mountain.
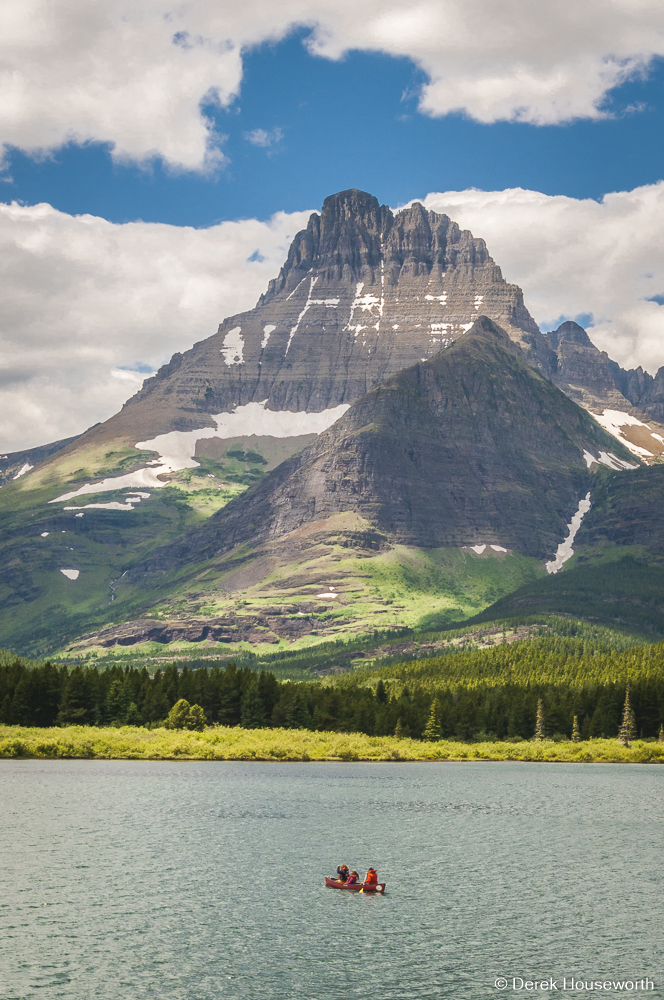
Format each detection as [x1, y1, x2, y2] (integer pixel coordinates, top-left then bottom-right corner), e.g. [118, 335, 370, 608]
[57, 315, 635, 655]
[31, 189, 551, 484]
[0, 189, 661, 657]
[127, 317, 635, 580]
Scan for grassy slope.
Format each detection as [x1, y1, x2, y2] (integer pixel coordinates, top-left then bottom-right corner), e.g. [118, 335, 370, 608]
[62, 541, 545, 660]
[1, 724, 662, 763]
[0, 440, 274, 655]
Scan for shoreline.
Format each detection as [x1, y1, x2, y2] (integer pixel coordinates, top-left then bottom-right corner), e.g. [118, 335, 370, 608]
[1, 725, 663, 764]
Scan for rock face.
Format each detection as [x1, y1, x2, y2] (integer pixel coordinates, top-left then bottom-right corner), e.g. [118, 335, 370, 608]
[546, 321, 633, 411]
[546, 320, 664, 423]
[130, 317, 635, 582]
[608, 361, 664, 423]
[80, 189, 551, 450]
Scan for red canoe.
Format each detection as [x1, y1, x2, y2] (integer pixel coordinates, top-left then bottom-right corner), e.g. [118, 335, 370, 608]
[325, 877, 385, 893]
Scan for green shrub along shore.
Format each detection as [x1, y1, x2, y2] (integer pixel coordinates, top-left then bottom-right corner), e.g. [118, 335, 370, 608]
[1, 724, 664, 763]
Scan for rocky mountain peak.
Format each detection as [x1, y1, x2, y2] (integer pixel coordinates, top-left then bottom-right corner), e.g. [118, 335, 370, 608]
[56, 189, 554, 451]
[265, 191, 498, 296]
[547, 320, 593, 350]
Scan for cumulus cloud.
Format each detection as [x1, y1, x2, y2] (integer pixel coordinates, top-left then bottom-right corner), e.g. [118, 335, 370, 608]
[0, 202, 311, 451]
[418, 183, 664, 375]
[2, 1, 664, 169]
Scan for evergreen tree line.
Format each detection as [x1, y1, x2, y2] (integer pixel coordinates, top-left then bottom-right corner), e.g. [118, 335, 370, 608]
[0, 634, 663, 739]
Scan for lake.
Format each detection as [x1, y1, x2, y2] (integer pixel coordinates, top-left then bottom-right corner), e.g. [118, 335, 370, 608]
[1, 760, 662, 999]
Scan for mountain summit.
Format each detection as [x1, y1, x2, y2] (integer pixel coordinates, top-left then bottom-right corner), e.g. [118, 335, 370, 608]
[75, 189, 550, 453]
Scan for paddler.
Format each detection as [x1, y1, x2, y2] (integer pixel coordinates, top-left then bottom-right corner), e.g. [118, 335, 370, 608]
[364, 867, 378, 886]
[336, 864, 350, 883]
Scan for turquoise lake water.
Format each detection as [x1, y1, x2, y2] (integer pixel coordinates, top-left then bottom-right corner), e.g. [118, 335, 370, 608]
[1, 760, 662, 999]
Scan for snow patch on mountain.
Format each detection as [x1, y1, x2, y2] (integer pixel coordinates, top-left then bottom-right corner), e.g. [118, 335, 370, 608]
[220, 327, 244, 366]
[49, 402, 350, 503]
[60, 569, 79, 580]
[583, 450, 638, 471]
[545, 492, 592, 574]
[64, 501, 137, 511]
[590, 408, 664, 460]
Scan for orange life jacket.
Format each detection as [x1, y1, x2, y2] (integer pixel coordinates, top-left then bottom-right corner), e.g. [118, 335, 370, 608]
[365, 870, 377, 885]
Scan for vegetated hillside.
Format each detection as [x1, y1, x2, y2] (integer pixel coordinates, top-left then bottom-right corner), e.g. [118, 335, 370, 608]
[2, 628, 663, 742]
[574, 464, 664, 556]
[0, 433, 82, 487]
[466, 558, 664, 636]
[0, 442, 276, 657]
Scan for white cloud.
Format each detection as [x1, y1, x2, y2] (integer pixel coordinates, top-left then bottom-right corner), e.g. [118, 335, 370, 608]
[418, 183, 664, 375]
[244, 127, 284, 148]
[0, 201, 311, 451]
[2, 1, 664, 169]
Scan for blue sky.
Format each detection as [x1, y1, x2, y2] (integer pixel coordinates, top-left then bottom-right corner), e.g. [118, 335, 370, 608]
[4, 32, 664, 227]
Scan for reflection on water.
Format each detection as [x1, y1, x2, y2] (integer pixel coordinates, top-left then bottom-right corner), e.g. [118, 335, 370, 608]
[1, 761, 662, 999]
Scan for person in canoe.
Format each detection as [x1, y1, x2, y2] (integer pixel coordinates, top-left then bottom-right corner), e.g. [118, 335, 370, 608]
[346, 871, 359, 885]
[364, 867, 378, 887]
[336, 864, 350, 883]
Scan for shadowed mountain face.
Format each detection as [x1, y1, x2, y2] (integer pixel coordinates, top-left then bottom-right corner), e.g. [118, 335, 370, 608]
[77, 189, 551, 449]
[129, 317, 635, 585]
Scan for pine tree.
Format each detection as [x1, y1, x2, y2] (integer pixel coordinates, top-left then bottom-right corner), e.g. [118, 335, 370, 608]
[394, 718, 404, 739]
[375, 680, 388, 704]
[106, 679, 131, 725]
[240, 680, 266, 729]
[286, 691, 312, 730]
[571, 715, 580, 743]
[659, 724, 664, 744]
[124, 702, 142, 727]
[533, 698, 545, 742]
[618, 686, 632, 746]
[0, 694, 11, 724]
[422, 698, 442, 741]
[57, 667, 92, 725]
[10, 680, 31, 726]
[629, 709, 638, 741]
